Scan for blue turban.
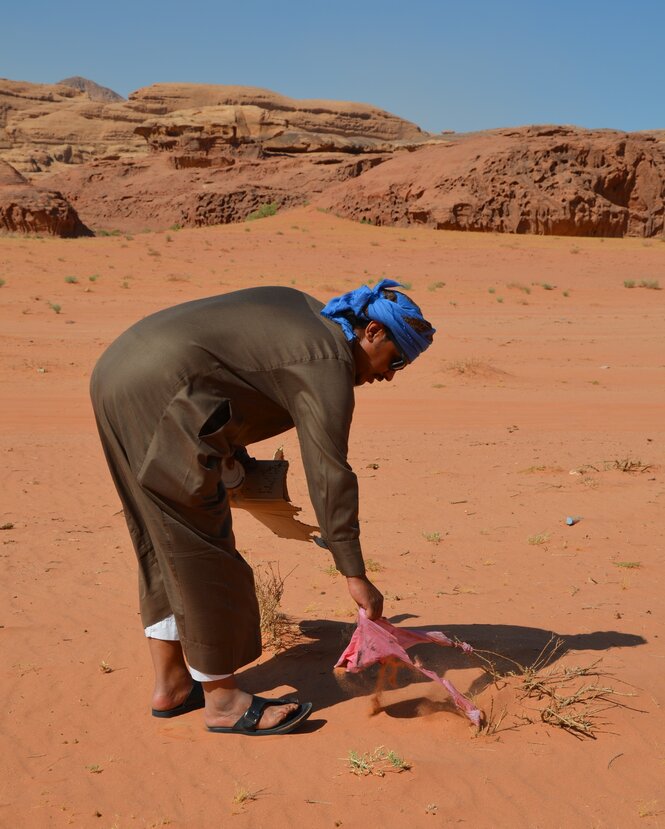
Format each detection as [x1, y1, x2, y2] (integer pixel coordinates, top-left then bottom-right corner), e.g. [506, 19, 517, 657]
[320, 278, 434, 363]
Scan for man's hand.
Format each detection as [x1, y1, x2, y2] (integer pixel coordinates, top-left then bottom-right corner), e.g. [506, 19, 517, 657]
[346, 575, 384, 621]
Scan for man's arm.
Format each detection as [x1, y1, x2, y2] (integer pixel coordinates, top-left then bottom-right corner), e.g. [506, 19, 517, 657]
[273, 360, 384, 619]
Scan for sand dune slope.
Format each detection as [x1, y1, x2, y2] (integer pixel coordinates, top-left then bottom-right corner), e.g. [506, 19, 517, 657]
[1, 210, 664, 827]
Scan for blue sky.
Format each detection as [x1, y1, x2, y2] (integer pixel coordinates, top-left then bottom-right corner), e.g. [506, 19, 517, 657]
[2, 0, 663, 133]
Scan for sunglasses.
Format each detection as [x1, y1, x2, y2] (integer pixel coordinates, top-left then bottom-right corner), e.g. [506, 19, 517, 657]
[386, 330, 408, 371]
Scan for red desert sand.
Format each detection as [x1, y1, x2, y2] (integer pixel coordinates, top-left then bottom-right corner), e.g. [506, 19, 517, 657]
[1, 208, 664, 827]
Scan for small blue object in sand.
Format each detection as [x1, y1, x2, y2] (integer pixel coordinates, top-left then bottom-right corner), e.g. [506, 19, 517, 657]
[566, 516, 582, 526]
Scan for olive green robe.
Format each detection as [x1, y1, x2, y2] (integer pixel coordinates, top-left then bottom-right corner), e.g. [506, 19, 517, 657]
[90, 286, 364, 674]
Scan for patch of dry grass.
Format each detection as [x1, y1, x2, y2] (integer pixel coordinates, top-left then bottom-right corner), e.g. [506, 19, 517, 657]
[475, 697, 512, 737]
[252, 563, 296, 650]
[606, 458, 652, 473]
[232, 785, 263, 805]
[528, 532, 550, 546]
[474, 637, 641, 740]
[346, 746, 411, 776]
[572, 458, 653, 475]
[446, 358, 490, 375]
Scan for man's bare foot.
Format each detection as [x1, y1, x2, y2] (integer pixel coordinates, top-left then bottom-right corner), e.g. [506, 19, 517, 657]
[203, 679, 298, 730]
[151, 675, 197, 713]
[147, 637, 196, 713]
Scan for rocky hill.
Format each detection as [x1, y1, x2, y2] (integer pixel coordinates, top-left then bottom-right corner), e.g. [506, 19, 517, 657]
[0, 78, 147, 173]
[1, 78, 663, 237]
[316, 126, 665, 237]
[0, 79, 426, 175]
[1, 79, 428, 234]
[58, 76, 125, 102]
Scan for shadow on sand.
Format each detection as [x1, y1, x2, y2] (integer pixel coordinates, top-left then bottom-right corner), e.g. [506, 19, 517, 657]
[239, 616, 646, 717]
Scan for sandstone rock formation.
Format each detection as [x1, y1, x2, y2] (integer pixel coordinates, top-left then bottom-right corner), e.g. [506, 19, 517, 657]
[0, 79, 146, 174]
[127, 84, 427, 144]
[58, 76, 125, 102]
[133, 105, 409, 164]
[45, 151, 385, 232]
[0, 79, 425, 177]
[0, 159, 91, 236]
[30, 83, 427, 232]
[2, 78, 664, 237]
[0, 160, 26, 187]
[316, 126, 665, 237]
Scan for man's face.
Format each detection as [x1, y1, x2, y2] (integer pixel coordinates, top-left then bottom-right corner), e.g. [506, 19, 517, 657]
[353, 321, 407, 386]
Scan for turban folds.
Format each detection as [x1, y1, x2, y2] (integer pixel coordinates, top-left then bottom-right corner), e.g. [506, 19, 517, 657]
[320, 278, 434, 363]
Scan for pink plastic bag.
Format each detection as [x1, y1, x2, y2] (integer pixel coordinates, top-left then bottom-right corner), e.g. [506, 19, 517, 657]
[335, 609, 482, 726]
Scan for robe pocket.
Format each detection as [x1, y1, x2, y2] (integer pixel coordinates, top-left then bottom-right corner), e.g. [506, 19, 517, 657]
[198, 399, 234, 452]
[137, 387, 232, 508]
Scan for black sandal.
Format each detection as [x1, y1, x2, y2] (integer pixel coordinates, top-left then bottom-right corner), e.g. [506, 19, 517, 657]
[151, 681, 205, 718]
[207, 695, 313, 735]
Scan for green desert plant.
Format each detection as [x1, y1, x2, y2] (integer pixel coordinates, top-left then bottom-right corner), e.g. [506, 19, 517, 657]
[64, 275, 78, 284]
[346, 747, 411, 776]
[246, 202, 279, 221]
[507, 282, 530, 294]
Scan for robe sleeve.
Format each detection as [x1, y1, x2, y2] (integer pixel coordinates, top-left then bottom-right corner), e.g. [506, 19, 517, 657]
[136, 383, 232, 508]
[272, 359, 365, 577]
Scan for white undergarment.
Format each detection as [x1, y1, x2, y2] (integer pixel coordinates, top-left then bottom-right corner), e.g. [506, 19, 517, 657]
[144, 615, 231, 681]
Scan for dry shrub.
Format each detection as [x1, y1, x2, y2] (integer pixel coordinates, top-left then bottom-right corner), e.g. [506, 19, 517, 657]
[476, 696, 511, 737]
[572, 458, 653, 475]
[605, 458, 652, 473]
[252, 562, 296, 650]
[475, 637, 641, 740]
[444, 358, 509, 380]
